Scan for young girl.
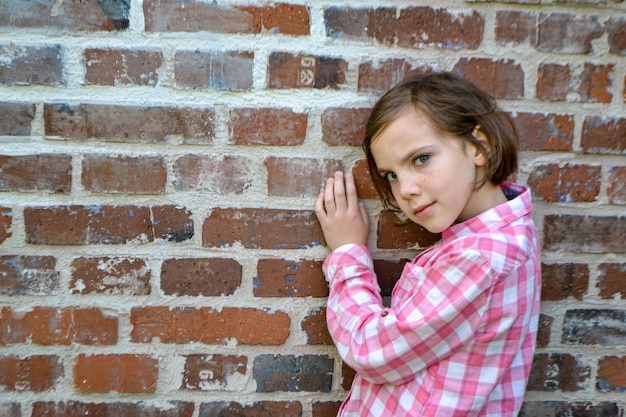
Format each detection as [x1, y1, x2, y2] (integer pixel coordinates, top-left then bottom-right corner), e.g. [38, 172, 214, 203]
[315, 72, 541, 417]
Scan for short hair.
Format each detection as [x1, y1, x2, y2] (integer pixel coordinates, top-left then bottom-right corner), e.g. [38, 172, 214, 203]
[362, 72, 519, 211]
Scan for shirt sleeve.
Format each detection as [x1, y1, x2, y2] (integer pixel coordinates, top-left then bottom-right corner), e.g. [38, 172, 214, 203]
[323, 244, 494, 386]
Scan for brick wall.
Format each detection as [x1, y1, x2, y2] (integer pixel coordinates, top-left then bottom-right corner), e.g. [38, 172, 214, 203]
[0, 0, 625, 416]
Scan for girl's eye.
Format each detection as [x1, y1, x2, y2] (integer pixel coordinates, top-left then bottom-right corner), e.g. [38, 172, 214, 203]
[414, 155, 430, 165]
[384, 172, 397, 182]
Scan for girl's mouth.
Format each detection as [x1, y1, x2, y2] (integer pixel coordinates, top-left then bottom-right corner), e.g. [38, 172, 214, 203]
[413, 202, 434, 218]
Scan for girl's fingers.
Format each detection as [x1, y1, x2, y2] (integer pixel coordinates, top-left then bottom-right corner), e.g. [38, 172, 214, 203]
[323, 176, 336, 213]
[344, 172, 359, 208]
[332, 172, 348, 211]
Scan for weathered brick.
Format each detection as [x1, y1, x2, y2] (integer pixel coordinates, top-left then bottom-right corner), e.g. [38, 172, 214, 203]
[0, 255, 60, 296]
[151, 205, 194, 243]
[229, 108, 307, 146]
[182, 354, 247, 391]
[608, 166, 626, 204]
[519, 401, 620, 417]
[536, 63, 571, 101]
[540, 263, 589, 301]
[82, 154, 166, 194]
[528, 163, 601, 203]
[31, 401, 194, 417]
[510, 112, 574, 151]
[74, 354, 157, 393]
[253, 354, 333, 392]
[0, 103, 35, 135]
[597, 356, 626, 392]
[161, 258, 241, 297]
[537, 62, 613, 103]
[374, 259, 409, 297]
[528, 353, 590, 392]
[607, 16, 626, 55]
[352, 159, 378, 200]
[543, 215, 626, 253]
[537, 314, 554, 348]
[0, 403, 20, 417]
[597, 263, 626, 300]
[377, 211, 441, 249]
[0, 44, 63, 86]
[238, 4, 310, 36]
[578, 63, 614, 103]
[130, 306, 290, 345]
[268, 52, 347, 89]
[0, 355, 63, 392]
[321, 108, 370, 146]
[0, 154, 72, 193]
[453, 58, 524, 99]
[45, 103, 215, 144]
[265, 157, 342, 197]
[173, 154, 253, 194]
[174, 50, 253, 91]
[395, 7, 483, 50]
[562, 309, 626, 346]
[203, 208, 324, 250]
[312, 401, 342, 417]
[199, 401, 302, 417]
[341, 362, 356, 390]
[0, 306, 117, 346]
[581, 116, 626, 154]
[84, 48, 162, 86]
[324, 7, 386, 41]
[358, 59, 431, 93]
[301, 308, 333, 345]
[255, 259, 327, 298]
[0, 207, 10, 244]
[495, 10, 536, 45]
[0, 0, 128, 31]
[537, 13, 604, 54]
[70, 257, 150, 295]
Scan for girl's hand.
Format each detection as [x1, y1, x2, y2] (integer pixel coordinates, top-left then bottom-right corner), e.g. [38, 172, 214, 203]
[315, 171, 370, 252]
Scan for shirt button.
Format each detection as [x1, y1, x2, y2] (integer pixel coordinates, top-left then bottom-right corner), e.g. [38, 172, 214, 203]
[381, 311, 389, 317]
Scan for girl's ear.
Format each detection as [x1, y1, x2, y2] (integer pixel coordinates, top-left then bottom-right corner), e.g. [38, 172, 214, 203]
[471, 125, 489, 167]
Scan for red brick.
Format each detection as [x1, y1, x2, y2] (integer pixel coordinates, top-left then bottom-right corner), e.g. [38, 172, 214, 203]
[358, 59, 431, 93]
[0, 154, 71, 193]
[265, 157, 343, 197]
[562, 309, 626, 346]
[581, 116, 626, 154]
[174, 50, 253, 91]
[495, 11, 536, 45]
[82, 154, 166, 194]
[268, 52, 347, 89]
[528, 163, 601, 202]
[324, 7, 382, 41]
[0, 0, 128, 31]
[0, 255, 60, 296]
[70, 257, 150, 295]
[0, 103, 35, 135]
[199, 402, 301, 417]
[528, 353, 590, 392]
[597, 263, 626, 300]
[352, 159, 378, 200]
[161, 258, 241, 297]
[321, 108, 370, 146]
[597, 356, 626, 392]
[44, 103, 215, 144]
[0, 306, 117, 346]
[239, 3, 310, 36]
[377, 211, 441, 249]
[579, 63, 614, 103]
[301, 308, 333, 345]
[607, 16, 626, 55]
[255, 259, 327, 298]
[84, 48, 162, 86]
[544, 215, 626, 253]
[151, 205, 194, 243]
[374, 259, 409, 298]
[0, 45, 63, 86]
[229, 108, 307, 145]
[130, 306, 290, 345]
[74, 354, 157, 393]
[253, 354, 333, 392]
[540, 263, 589, 301]
[0, 207, 10, 244]
[341, 362, 356, 390]
[0, 355, 63, 392]
[173, 154, 253, 194]
[536, 63, 571, 101]
[182, 354, 247, 390]
[510, 112, 574, 151]
[537, 314, 554, 348]
[32, 401, 194, 417]
[313, 401, 342, 417]
[396, 7, 483, 50]
[537, 13, 604, 54]
[203, 208, 324, 250]
[608, 166, 626, 204]
[453, 58, 524, 99]
[519, 402, 619, 417]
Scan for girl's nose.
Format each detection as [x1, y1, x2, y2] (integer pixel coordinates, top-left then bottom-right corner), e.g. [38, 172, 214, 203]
[397, 174, 421, 198]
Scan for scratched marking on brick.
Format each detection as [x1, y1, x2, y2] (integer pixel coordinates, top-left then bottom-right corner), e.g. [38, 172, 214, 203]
[298, 56, 316, 86]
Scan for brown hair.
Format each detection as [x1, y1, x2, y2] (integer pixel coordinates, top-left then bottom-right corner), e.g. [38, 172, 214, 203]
[362, 72, 519, 211]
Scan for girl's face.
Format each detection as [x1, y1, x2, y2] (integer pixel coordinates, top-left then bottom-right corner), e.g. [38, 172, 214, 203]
[370, 109, 491, 233]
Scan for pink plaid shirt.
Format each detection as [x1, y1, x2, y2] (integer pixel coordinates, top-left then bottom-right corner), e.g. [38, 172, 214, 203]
[323, 183, 541, 417]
